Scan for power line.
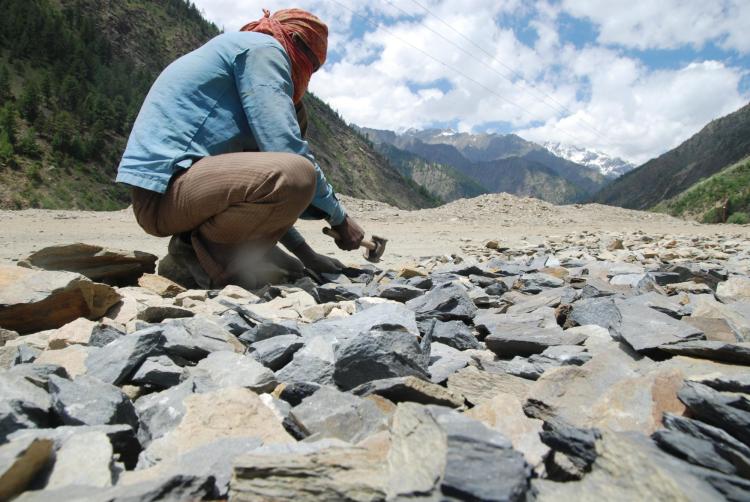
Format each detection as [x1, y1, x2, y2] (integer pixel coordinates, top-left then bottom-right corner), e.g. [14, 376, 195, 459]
[326, 0, 590, 146]
[406, 0, 610, 139]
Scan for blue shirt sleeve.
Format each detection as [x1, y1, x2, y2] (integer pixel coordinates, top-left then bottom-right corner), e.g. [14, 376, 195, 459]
[233, 44, 346, 225]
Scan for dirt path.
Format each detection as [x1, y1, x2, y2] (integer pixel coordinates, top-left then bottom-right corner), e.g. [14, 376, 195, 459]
[2, 193, 749, 270]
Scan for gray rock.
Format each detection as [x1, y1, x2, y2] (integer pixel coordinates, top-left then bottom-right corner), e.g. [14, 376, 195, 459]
[15, 345, 40, 365]
[85, 326, 165, 385]
[232, 440, 386, 501]
[241, 319, 300, 344]
[0, 372, 52, 441]
[131, 355, 184, 388]
[315, 283, 364, 303]
[485, 281, 510, 296]
[566, 297, 621, 332]
[539, 420, 600, 473]
[677, 381, 750, 445]
[621, 292, 688, 319]
[8, 364, 69, 390]
[275, 354, 334, 385]
[690, 373, 750, 394]
[88, 324, 125, 347]
[136, 305, 194, 323]
[193, 351, 277, 393]
[218, 310, 254, 337]
[48, 375, 138, 429]
[485, 328, 587, 358]
[277, 382, 321, 406]
[475, 307, 560, 338]
[432, 407, 531, 501]
[615, 300, 704, 352]
[662, 412, 750, 461]
[46, 431, 115, 489]
[659, 340, 750, 365]
[301, 302, 419, 339]
[428, 319, 481, 351]
[161, 317, 243, 361]
[378, 283, 425, 302]
[428, 342, 472, 384]
[333, 326, 429, 390]
[135, 378, 208, 446]
[9, 424, 140, 470]
[249, 334, 304, 370]
[0, 437, 54, 500]
[652, 428, 748, 477]
[447, 366, 531, 406]
[506, 346, 592, 380]
[291, 386, 389, 443]
[515, 273, 564, 293]
[352, 376, 464, 408]
[15, 474, 214, 502]
[405, 281, 477, 322]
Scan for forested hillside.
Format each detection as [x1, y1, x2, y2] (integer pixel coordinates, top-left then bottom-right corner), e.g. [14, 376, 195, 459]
[0, 0, 435, 210]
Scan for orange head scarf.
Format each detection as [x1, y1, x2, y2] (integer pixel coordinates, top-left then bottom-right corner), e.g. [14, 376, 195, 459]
[241, 8, 328, 104]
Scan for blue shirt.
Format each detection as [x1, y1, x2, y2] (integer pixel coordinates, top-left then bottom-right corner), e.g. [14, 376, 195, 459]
[116, 31, 346, 225]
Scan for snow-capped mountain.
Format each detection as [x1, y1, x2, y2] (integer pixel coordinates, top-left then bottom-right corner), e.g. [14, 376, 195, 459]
[544, 142, 636, 178]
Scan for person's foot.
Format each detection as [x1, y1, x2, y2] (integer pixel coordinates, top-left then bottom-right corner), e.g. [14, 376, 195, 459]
[159, 233, 211, 289]
[291, 242, 345, 274]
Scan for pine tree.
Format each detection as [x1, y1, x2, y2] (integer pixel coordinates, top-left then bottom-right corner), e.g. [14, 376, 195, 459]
[18, 127, 41, 157]
[19, 81, 40, 122]
[0, 103, 18, 144]
[0, 130, 14, 165]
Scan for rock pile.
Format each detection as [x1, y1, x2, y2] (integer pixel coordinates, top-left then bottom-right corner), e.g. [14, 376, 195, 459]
[1, 231, 749, 500]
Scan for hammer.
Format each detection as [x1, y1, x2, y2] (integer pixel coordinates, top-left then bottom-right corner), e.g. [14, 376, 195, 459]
[322, 228, 388, 263]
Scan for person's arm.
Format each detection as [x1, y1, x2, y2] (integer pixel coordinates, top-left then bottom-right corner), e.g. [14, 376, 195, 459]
[233, 43, 345, 225]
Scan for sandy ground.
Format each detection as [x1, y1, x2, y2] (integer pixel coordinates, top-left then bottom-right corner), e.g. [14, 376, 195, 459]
[2, 193, 749, 270]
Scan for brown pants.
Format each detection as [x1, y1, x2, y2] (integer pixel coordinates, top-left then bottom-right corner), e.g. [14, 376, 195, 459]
[131, 152, 316, 284]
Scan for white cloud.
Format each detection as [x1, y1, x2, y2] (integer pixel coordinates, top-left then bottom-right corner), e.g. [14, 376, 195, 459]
[191, 0, 749, 164]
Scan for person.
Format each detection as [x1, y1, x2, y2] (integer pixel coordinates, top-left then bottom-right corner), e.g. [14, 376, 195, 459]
[115, 8, 365, 289]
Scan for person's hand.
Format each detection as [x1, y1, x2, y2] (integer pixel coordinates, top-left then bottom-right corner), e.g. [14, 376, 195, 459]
[331, 215, 365, 251]
[291, 242, 345, 274]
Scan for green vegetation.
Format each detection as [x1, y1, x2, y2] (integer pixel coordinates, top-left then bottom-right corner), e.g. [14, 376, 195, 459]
[0, 0, 219, 209]
[653, 157, 750, 224]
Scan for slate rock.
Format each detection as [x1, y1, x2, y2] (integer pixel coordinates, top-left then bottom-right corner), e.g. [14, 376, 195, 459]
[277, 382, 321, 406]
[275, 353, 335, 385]
[475, 307, 560, 338]
[218, 310, 255, 337]
[659, 340, 750, 365]
[429, 406, 531, 501]
[88, 323, 125, 347]
[690, 373, 750, 394]
[14, 345, 40, 365]
[506, 346, 592, 380]
[485, 328, 587, 357]
[378, 283, 425, 302]
[249, 334, 304, 371]
[539, 420, 600, 473]
[0, 437, 54, 500]
[301, 302, 419, 339]
[717, 276, 750, 303]
[405, 281, 477, 322]
[652, 428, 749, 477]
[677, 381, 750, 445]
[0, 266, 122, 334]
[291, 386, 390, 443]
[49, 375, 138, 430]
[614, 300, 704, 352]
[46, 431, 115, 489]
[0, 372, 52, 441]
[20, 243, 157, 286]
[315, 283, 364, 303]
[193, 351, 277, 393]
[447, 366, 531, 406]
[662, 412, 750, 462]
[352, 376, 464, 408]
[85, 326, 165, 385]
[161, 317, 244, 361]
[9, 424, 141, 470]
[428, 342, 472, 384]
[232, 440, 387, 501]
[8, 363, 69, 390]
[515, 273, 564, 293]
[565, 296, 622, 332]
[135, 378, 208, 446]
[131, 355, 184, 388]
[333, 326, 429, 390]
[243, 319, 300, 344]
[139, 387, 293, 467]
[428, 319, 481, 351]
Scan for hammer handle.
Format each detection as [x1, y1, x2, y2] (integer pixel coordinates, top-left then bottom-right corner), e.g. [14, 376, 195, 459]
[323, 227, 376, 251]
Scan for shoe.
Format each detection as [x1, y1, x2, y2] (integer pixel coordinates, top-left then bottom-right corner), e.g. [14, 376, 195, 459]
[160, 233, 211, 289]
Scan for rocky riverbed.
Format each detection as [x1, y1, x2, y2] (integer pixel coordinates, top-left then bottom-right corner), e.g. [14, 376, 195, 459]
[1, 230, 749, 500]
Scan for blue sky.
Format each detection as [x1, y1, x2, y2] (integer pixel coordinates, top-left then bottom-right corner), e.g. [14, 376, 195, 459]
[192, 0, 750, 164]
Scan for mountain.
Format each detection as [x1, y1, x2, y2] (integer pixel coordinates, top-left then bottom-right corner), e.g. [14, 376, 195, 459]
[360, 127, 603, 203]
[0, 0, 434, 210]
[544, 142, 635, 178]
[592, 102, 750, 210]
[653, 156, 750, 224]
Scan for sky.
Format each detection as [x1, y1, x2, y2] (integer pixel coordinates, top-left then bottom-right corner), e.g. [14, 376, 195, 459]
[190, 0, 750, 164]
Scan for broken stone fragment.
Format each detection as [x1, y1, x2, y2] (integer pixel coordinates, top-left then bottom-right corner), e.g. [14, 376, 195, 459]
[659, 340, 750, 365]
[192, 351, 278, 393]
[137, 273, 186, 298]
[0, 437, 54, 500]
[352, 376, 464, 408]
[85, 326, 166, 385]
[447, 366, 531, 406]
[20, 243, 157, 286]
[48, 375, 138, 430]
[0, 265, 121, 335]
[405, 281, 477, 322]
[248, 334, 304, 371]
[45, 431, 115, 489]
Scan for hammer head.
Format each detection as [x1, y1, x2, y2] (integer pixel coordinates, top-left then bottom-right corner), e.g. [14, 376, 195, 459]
[364, 235, 388, 263]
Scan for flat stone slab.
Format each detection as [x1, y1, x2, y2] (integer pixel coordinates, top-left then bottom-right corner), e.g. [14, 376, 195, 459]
[614, 300, 704, 352]
[0, 266, 121, 334]
[20, 243, 157, 286]
[659, 340, 750, 365]
[352, 376, 464, 408]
